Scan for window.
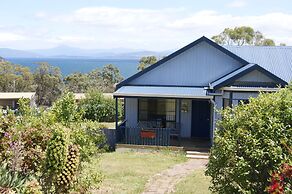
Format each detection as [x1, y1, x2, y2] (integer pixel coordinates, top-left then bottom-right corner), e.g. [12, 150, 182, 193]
[138, 98, 176, 128]
[238, 99, 249, 105]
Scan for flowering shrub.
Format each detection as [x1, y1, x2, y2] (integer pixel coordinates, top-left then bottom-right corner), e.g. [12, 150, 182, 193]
[267, 163, 292, 194]
[0, 93, 105, 193]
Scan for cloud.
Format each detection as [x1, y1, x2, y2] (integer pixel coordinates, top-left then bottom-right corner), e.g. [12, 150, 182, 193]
[0, 32, 26, 42]
[4, 7, 292, 50]
[227, 0, 247, 8]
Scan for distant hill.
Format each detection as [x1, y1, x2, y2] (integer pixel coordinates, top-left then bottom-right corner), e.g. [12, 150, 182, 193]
[0, 56, 6, 62]
[0, 46, 170, 59]
[0, 48, 42, 58]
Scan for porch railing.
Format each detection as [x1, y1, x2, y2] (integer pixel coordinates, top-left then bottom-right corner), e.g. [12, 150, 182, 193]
[124, 127, 171, 146]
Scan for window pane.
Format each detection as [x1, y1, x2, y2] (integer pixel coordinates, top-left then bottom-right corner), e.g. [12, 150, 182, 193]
[138, 98, 176, 128]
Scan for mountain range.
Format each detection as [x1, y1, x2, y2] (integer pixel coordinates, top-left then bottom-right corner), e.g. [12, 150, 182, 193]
[0, 45, 170, 59]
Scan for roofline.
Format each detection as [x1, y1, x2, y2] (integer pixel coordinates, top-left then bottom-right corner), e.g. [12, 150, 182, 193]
[211, 64, 288, 90]
[116, 36, 249, 90]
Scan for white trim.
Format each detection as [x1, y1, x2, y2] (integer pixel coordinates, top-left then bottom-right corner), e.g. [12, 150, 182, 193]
[221, 87, 280, 92]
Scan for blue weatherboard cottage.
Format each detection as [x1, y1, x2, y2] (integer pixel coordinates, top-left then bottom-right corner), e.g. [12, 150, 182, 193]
[113, 36, 291, 148]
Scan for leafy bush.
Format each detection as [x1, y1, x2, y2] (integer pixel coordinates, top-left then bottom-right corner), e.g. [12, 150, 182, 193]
[80, 90, 123, 122]
[70, 121, 106, 162]
[51, 92, 83, 124]
[206, 85, 292, 193]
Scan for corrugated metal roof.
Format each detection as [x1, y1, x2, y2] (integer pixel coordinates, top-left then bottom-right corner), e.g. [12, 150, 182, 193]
[224, 45, 292, 83]
[0, 92, 35, 99]
[113, 86, 211, 99]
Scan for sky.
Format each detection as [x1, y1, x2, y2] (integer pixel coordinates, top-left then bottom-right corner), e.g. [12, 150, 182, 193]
[1, 0, 292, 51]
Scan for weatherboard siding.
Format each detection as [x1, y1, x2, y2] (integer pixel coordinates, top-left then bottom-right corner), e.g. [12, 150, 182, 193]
[129, 41, 244, 86]
[236, 70, 276, 83]
[125, 98, 138, 127]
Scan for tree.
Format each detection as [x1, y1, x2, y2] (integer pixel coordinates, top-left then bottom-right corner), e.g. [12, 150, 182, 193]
[34, 62, 63, 106]
[100, 64, 123, 92]
[0, 61, 34, 92]
[206, 84, 292, 193]
[64, 72, 91, 93]
[137, 56, 158, 71]
[212, 26, 277, 46]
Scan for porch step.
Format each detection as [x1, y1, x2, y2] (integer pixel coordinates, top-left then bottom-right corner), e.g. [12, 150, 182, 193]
[185, 150, 209, 159]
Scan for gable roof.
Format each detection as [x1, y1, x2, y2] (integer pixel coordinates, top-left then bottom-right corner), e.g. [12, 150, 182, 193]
[116, 36, 249, 89]
[224, 45, 292, 83]
[210, 64, 287, 90]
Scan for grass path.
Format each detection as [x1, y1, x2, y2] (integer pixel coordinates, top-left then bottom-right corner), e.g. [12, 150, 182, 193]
[93, 150, 186, 194]
[143, 159, 208, 194]
[173, 169, 211, 194]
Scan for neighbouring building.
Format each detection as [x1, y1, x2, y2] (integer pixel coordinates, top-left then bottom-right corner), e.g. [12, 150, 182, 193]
[0, 92, 36, 110]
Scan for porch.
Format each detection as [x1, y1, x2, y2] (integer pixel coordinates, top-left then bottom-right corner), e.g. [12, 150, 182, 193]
[114, 86, 215, 148]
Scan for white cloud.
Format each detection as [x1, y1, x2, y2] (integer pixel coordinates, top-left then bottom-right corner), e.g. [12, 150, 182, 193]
[0, 32, 26, 42]
[227, 0, 247, 8]
[4, 7, 292, 50]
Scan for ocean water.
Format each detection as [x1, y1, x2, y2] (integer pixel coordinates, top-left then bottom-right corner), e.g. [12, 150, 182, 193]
[8, 58, 139, 78]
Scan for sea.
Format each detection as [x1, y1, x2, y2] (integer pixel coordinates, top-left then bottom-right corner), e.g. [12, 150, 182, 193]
[7, 58, 139, 78]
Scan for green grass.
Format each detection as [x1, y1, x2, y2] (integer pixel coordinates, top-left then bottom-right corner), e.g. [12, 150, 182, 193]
[94, 150, 187, 194]
[173, 169, 211, 194]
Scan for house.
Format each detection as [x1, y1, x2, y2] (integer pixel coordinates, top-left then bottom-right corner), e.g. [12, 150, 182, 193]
[0, 92, 36, 110]
[113, 36, 291, 147]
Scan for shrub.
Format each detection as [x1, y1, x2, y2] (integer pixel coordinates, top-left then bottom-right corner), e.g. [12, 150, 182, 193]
[51, 92, 83, 124]
[206, 85, 292, 193]
[80, 90, 123, 122]
[70, 121, 106, 162]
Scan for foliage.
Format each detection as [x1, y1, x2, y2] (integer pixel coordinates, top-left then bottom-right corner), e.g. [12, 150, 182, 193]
[34, 62, 63, 106]
[212, 26, 277, 46]
[80, 90, 123, 122]
[137, 56, 158, 71]
[51, 92, 83, 124]
[64, 64, 123, 93]
[267, 163, 292, 194]
[0, 94, 106, 193]
[0, 61, 35, 92]
[0, 164, 28, 193]
[206, 85, 292, 193]
[100, 64, 123, 92]
[24, 179, 43, 194]
[64, 72, 91, 93]
[70, 121, 106, 162]
[55, 144, 80, 193]
[73, 161, 103, 193]
[17, 98, 32, 116]
[45, 126, 69, 175]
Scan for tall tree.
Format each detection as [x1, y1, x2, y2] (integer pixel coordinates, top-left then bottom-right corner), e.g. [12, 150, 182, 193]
[34, 62, 63, 106]
[64, 72, 90, 93]
[212, 26, 276, 46]
[0, 61, 34, 92]
[100, 64, 123, 92]
[137, 56, 158, 71]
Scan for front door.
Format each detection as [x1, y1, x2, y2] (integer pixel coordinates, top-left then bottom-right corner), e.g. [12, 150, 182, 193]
[191, 100, 211, 139]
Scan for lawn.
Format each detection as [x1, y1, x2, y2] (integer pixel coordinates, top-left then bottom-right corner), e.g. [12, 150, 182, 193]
[173, 169, 211, 194]
[92, 149, 187, 194]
